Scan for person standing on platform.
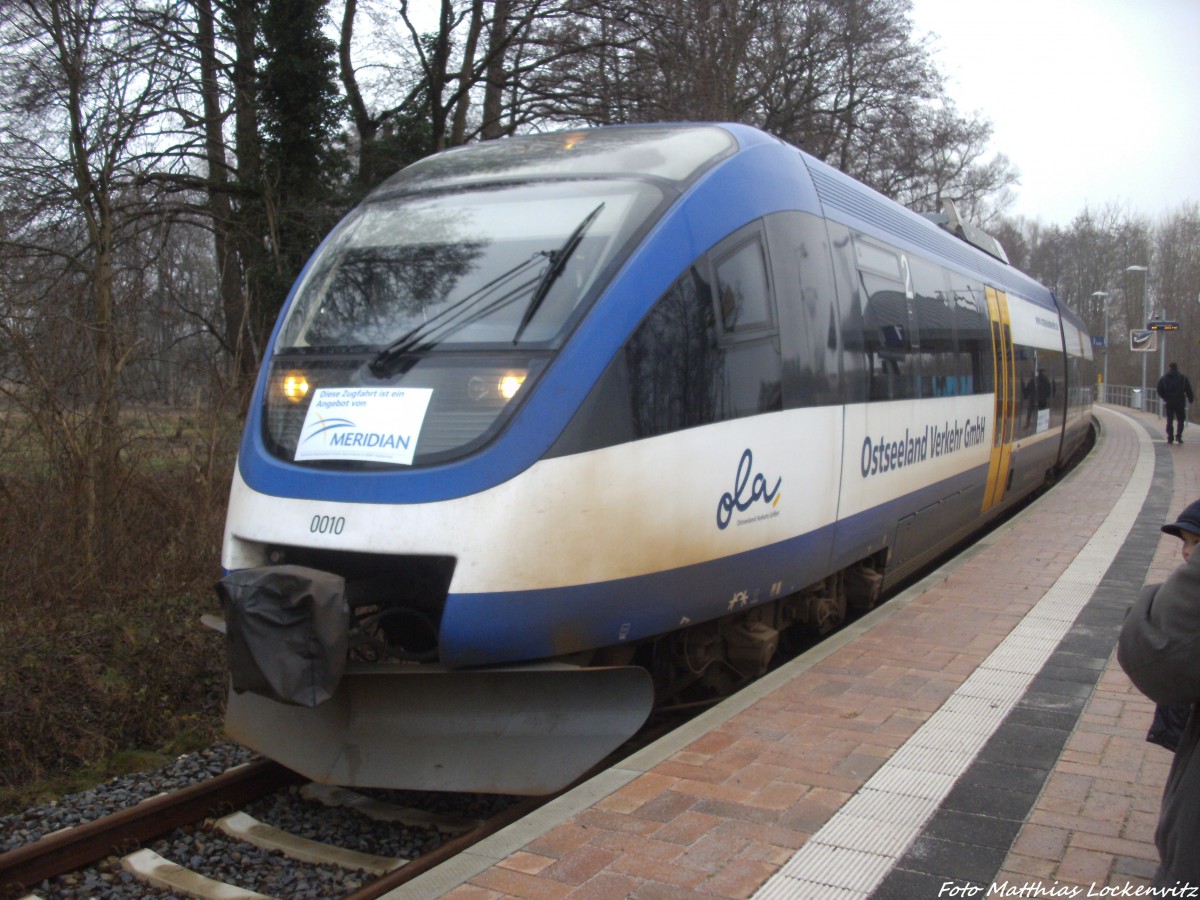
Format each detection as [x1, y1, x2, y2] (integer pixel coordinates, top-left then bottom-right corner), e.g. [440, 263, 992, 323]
[1156, 362, 1193, 444]
[1118, 500, 1200, 887]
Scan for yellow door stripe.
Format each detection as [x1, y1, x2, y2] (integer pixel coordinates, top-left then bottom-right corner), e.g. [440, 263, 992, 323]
[983, 287, 1015, 512]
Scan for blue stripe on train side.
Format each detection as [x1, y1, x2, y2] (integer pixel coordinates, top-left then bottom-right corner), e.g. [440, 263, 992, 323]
[437, 519, 838, 667]
[435, 462, 992, 667]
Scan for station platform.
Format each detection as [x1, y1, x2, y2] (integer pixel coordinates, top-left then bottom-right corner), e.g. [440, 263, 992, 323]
[389, 404, 1191, 899]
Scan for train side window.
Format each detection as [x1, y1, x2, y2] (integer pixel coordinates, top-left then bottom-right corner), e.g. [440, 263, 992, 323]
[708, 227, 783, 418]
[1013, 345, 1038, 437]
[713, 233, 774, 335]
[765, 212, 842, 408]
[624, 265, 723, 439]
[910, 257, 955, 398]
[827, 221, 870, 404]
[1013, 346, 1061, 435]
[856, 236, 916, 401]
[622, 224, 783, 439]
[1036, 348, 1064, 430]
[949, 274, 990, 395]
[1067, 354, 1094, 416]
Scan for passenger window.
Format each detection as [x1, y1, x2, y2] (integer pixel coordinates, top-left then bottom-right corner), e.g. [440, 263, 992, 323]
[855, 240, 905, 282]
[1013, 346, 1038, 438]
[1015, 348, 1061, 435]
[714, 237, 773, 334]
[826, 221, 870, 403]
[950, 276, 991, 396]
[910, 257, 956, 398]
[856, 237, 916, 401]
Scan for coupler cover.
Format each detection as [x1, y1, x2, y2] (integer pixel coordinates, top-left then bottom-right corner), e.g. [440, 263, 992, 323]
[216, 565, 348, 707]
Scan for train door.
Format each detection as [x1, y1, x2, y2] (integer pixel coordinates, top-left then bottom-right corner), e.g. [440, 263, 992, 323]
[983, 286, 1017, 511]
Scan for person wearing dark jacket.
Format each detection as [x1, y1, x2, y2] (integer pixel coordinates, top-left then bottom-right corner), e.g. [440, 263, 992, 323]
[1156, 362, 1194, 444]
[1118, 500, 1200, 886]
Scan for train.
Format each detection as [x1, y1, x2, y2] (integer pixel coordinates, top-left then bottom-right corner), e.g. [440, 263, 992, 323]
[213, 123, 1094, 795]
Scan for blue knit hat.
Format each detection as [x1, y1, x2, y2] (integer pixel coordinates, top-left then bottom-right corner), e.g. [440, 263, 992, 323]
[1162, 500, 1200, 539]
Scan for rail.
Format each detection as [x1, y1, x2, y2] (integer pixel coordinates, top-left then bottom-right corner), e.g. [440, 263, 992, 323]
[0, 759, 301, 895]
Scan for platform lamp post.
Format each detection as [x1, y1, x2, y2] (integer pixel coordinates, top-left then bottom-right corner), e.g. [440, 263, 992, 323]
[1128, 265, 1149, 408]
[1092, 291, 1110, 402]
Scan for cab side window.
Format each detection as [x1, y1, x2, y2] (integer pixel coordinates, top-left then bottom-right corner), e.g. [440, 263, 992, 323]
[625, 222, 782, 438]
[715, 237, 773, 333]
[625, 265, 721, 438]
[712, 228, 783, 418]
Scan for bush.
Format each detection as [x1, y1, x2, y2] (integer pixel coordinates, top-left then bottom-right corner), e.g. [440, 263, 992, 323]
[0, 405, 240, 797]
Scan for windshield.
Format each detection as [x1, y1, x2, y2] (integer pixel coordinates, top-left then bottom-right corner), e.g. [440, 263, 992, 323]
[278, 180, 665, 353]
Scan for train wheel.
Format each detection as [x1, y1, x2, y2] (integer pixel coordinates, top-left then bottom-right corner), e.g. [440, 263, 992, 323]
[806, 589, 846, 635]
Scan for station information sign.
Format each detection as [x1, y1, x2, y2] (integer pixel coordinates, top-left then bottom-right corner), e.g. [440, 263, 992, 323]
[1131, 330, 1157, 352]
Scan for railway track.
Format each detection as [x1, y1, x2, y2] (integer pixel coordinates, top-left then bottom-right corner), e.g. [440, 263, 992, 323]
[0, 759, 538, 900]
[1, 760, 297, 895]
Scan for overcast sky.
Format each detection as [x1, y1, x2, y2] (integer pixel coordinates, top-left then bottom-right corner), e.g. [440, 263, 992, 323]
[906, 0, 1200, 226]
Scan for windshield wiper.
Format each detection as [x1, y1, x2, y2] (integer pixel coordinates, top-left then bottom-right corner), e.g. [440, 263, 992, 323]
[511, 202, 605, 345]
[368, 253, 545, 378]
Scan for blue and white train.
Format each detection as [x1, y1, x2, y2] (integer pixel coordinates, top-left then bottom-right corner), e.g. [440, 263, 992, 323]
[216, 123, 1094, 795]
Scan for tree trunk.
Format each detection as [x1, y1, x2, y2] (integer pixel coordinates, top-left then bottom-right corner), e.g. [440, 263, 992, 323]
[194, 0, 251, 383]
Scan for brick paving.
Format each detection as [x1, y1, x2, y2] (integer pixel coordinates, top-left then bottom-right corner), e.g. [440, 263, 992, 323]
[995, 407, 1195, 891]
[421, 406, 1184, 899]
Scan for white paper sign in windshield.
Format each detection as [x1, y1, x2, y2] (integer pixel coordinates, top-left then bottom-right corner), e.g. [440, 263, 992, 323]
[296, 387, 434, 465]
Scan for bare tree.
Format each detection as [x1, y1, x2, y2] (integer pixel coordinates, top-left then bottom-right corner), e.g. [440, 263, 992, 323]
[0, 0, 191, 572]
[337, 0, 626, 175]
[868, 102, 1019, 221]
[1152, 205, 1200, 384]
[1011, 207, 1154, 388]
[516, 0, 1015, 219]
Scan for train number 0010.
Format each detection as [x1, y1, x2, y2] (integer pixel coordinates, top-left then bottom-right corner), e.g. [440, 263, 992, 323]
[309, 515, 346, 535]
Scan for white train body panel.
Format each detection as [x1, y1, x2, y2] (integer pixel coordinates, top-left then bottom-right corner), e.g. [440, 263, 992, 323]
[227, 407, 845, 593]
[837, 395, 992, 522]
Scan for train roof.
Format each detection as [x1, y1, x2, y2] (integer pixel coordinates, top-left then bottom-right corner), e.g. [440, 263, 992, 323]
[792, 147, 1056, 312]
[371, 124, 742, 195]
[373, 122, 1060, 314]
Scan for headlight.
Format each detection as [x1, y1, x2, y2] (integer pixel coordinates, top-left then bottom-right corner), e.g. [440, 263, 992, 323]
[279, 372, 311, 402]
[270, 369, 312, 405]
[265, 357, 541, 467]
[468, 370, 527, 402]
[498, 372, 526, 400]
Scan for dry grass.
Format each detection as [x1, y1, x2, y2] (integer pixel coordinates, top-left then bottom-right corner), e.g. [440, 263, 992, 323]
[0, 404, 242, 811]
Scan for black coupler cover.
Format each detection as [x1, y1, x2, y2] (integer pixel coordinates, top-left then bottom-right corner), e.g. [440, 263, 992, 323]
[216, 565, 348, 708]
